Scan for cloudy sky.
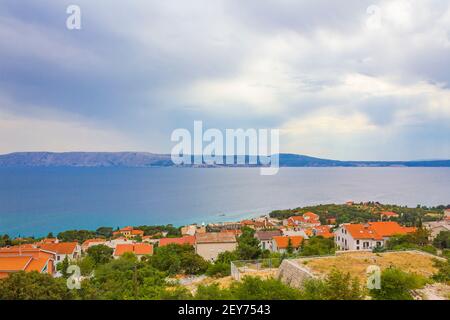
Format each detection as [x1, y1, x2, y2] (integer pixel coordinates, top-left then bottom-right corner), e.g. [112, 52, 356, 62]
[0, 0, 449, 160]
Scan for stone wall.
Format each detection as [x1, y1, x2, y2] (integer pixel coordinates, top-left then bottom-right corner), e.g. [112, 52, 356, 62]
[276, 259, 315, 288]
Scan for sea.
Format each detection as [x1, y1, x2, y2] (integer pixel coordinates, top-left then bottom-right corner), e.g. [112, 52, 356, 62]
[0, 167, 449, 237]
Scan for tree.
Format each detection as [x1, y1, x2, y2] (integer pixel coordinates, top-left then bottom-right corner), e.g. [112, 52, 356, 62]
[57, 256, 70, 278]
[96, 227, 113, 238]
[206, 251, 238, 277]
[286, 238, 294, 255]
[300, 236, 335, 256]
[433, 231, 450, 249]
[229, 276, 302, 300]
[57, 230, 96, 243]
[370, 267, 427, 300]
[149, 244, 208, 275]
[236, 227, 262, 260]
[86, 244, 113, 265]
[300, 269, 364, 300]
[0, 272, 73, 300]
[47, 232, 54, 238]
[432, 258, 450, 283]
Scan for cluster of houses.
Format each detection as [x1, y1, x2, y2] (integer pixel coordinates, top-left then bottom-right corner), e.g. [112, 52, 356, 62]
[1, 207, 448, 279]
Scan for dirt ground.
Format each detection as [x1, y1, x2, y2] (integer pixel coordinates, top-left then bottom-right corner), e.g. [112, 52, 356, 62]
[295, 251, 440, 282]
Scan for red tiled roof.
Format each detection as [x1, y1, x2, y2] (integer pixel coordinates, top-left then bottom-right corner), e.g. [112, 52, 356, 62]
[39, 242, 78, 255]
[273, 236, 303, 249]
[114, 243, 153, 256]
[0, 256, 31, 271]
[159, 236, 195, 247]
[344, 222, 416, 240]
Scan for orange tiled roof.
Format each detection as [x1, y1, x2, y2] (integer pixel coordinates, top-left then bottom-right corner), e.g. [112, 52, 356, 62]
[380, 211, 399, 217]
[0, 247, 55, 260]
[114, 243, 153, 256]
[159, 236, 195, 247]
[344, 222, 416, 240]
[39, 242, 78, 255]
[273, 236, 303, 249]
[0, 256, 32, 271]
[303, 212, 320, 220]
[81, 238, 106, 248]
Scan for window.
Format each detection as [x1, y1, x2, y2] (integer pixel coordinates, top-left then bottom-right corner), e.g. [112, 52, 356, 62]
[356, 246, 359, 250]
[356, 240, 360, 244]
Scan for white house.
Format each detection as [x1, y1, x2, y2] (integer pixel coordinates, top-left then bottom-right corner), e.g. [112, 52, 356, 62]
[335, 221, 416, 251]
[254, 230, 282, 251]
[39, 242, 81, 265]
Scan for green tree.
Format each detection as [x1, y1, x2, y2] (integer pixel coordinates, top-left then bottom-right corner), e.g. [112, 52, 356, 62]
[57, 230, 96, 243]
[300, 269, 364, 300]
[96, 227, 113, 238]
[229, 276, 302, 300]
[286, 238, 294, 255]
[236, 227, 262, 260]
[149, 244, 208, 275]
[0, 272, 73, 300]
[433, 231, 450, 249]
[87, 244, 114, 265]
[370, 267, 427, 300]
[300, 236, 336, 256]
[432, 258, 450, 283]
[57, 256, 70, 278]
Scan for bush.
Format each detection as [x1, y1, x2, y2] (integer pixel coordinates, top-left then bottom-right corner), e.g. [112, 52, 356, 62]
[432, 258, 450, 283]
[299, 269, 364, 300]
[0, 272, 73, 300]
[433, 231, 450, 249]
[149, 244, 209, 275]
[370, 267, 428, 300]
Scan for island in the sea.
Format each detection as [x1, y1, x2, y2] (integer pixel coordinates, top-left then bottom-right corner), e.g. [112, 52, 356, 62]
[1, 152, 450, 167]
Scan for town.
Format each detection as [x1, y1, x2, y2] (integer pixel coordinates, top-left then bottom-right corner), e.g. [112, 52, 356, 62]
[0, 202, 449, 300]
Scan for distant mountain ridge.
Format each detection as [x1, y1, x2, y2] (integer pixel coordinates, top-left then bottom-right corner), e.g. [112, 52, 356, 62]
[0, 152, 449, 167]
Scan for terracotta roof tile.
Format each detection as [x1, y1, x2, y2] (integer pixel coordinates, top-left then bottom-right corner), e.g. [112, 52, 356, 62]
[273, 236, 303, 248]
[159, 236, 195, 247]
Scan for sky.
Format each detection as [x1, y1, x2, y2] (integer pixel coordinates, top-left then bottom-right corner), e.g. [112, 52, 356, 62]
[0, 0, 449, 161]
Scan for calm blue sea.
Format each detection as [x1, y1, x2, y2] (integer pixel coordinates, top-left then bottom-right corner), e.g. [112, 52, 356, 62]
[0, 167, 449, 237]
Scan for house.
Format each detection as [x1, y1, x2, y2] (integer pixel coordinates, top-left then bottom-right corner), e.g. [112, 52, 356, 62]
[272, 236, 303, 253]
[423, 220, 450, 240]
[240, 219, 274, 230]
[254, 230, 282, 251]
[39, 238, 59, 244]
[220, 229, 243, 237]
[38, 242, 81, 265]
[142, 236, 160, 245]
[112, 226, 145, 238]
[105, 237, 134, 248]
[284, 212, 321, 229]
[159, 236, 196, 247]
[346, 201, 354, 206]
[181, 224, 206, 236]
[113, 243, 153, 259]
[0, 248, 55, 279]
[312, 225, 334, 238]
[326, 217, 337, 225]
[380, 211, 399, 219]
[281, 228, 310, 239]
[81, 238, 106, 252]
[335, 221, 416, 251]
[444, 209, 450, 219]
[195, 232, 237, 261]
